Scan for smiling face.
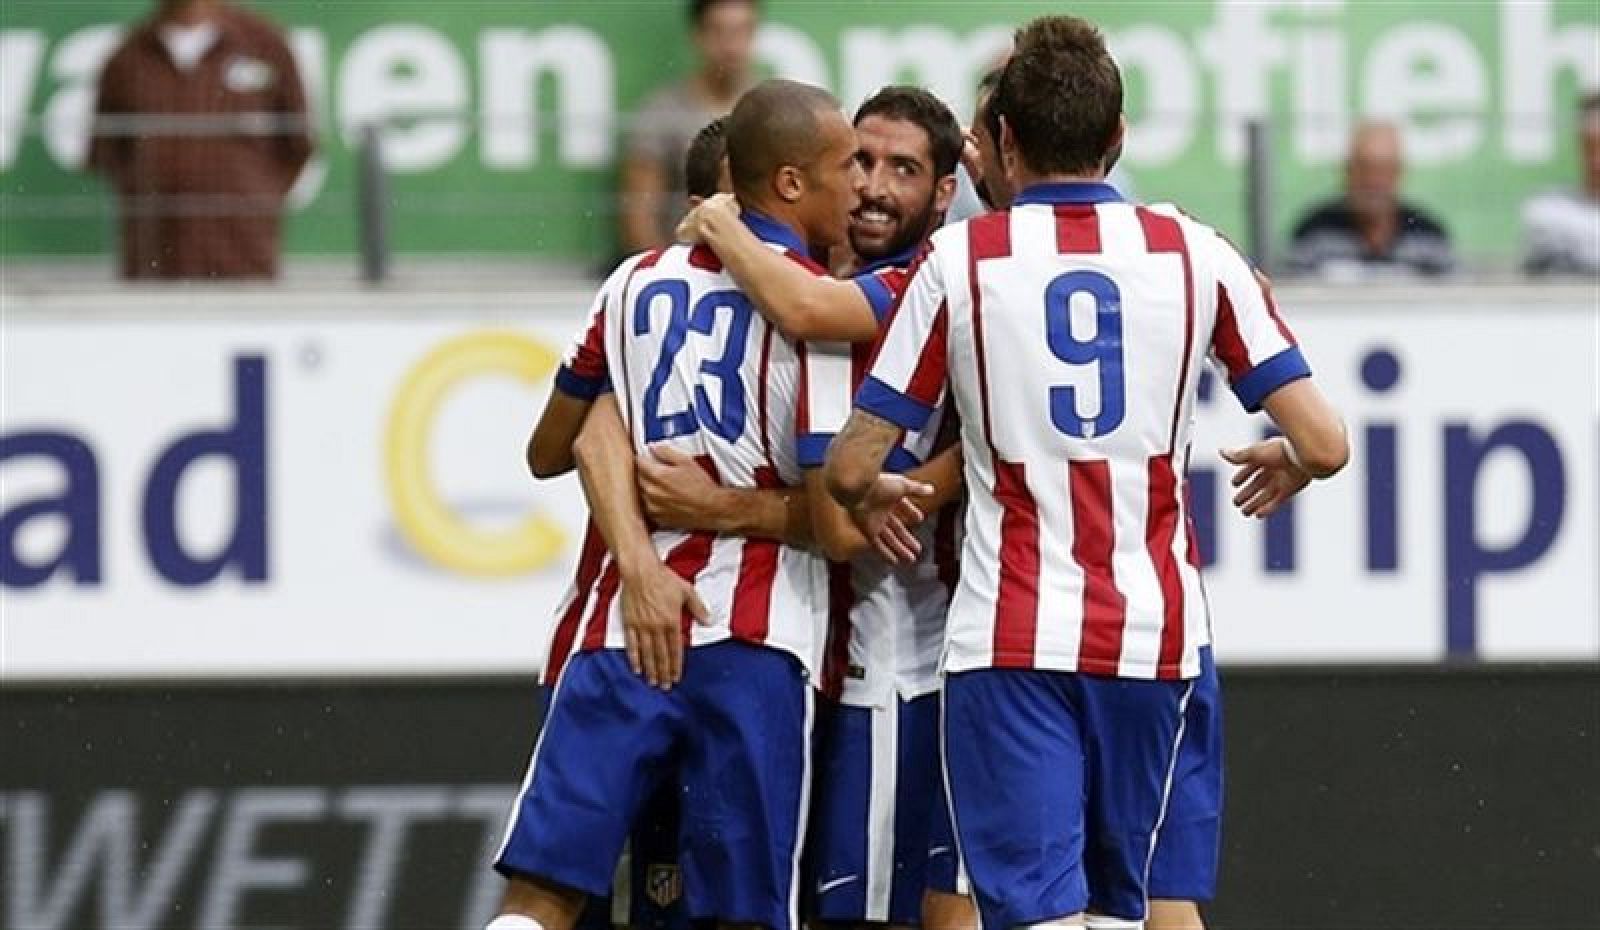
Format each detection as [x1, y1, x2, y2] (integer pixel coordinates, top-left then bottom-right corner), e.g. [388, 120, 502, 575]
[848, 113, 947, 261]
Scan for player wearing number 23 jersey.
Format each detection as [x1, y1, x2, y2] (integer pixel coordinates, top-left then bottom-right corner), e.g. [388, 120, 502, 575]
[494, 80, 866, 930]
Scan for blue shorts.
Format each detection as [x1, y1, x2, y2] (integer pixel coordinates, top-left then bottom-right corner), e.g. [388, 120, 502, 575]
[1148, 646, 1223, 902]
[521, 689, 684, 930]
[497, 642, 812, 930]
[810, 692, 945, 924]
[943, 668, 1194, 926]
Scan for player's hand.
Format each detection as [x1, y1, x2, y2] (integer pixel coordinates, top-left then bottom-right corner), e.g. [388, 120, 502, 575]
[674, 192, 738, 245]
[850, 473, 934, 565]
[637, 445, 717, 531]
[1220, 438, 1311, 519]
[619, 561, 711, 690]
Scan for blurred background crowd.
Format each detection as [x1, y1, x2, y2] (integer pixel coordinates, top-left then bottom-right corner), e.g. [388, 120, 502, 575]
[2, 0, 1596, 286]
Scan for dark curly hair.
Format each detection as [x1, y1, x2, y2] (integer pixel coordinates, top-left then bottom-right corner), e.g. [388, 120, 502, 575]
[853, 85, 964, 178]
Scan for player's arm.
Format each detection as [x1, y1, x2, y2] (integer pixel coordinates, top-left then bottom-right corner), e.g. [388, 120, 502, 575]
[526, 264, 639, 479]
[826, 245, 951, 509]
[1208, 236, 1349, 516]
[635, 444, 815, 547]
[526, 391, 593, 479]
[572, 395, 708, 691]
[679, 194, 880, 343]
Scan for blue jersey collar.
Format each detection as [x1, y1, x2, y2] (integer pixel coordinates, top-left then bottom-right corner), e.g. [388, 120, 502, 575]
[741, 207, 809, 255]
[1013, 181, 1124, 207]
[858, 244, 920, 274]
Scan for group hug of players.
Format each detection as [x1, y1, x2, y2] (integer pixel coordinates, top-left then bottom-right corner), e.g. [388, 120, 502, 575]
[484, 15, 1349, 930]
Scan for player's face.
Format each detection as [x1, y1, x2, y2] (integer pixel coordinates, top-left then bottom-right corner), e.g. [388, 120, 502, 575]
[849, 114, 943, 261]
[693, 1, 757, 83]
[799, 109, 866, 251]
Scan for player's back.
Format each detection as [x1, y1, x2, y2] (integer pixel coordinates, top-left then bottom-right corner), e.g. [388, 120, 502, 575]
[905, 185, 1304, 681]
[598, 233, 827, 672]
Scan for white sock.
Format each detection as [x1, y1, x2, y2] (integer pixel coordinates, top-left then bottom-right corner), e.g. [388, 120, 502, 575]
[1084, 916, 1143, 930]
[1021, 921, 1087, 930]
[485, 916, 545, 930]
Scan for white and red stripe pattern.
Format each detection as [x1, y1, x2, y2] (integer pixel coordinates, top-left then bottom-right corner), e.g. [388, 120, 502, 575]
[801, 250, 953, 707]
[549, 213, 828, 676]
[856, 183, 1309, 681]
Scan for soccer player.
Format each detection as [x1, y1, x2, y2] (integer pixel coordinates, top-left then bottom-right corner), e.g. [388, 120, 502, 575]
[965, 68, 1224, 930]
[486, 78, 866, 930]
[825, 17, 1348, 930]
[666, 87, 974, 929]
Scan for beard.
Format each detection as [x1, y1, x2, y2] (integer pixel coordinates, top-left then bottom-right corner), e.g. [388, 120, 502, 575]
[850, 195, 936, 263]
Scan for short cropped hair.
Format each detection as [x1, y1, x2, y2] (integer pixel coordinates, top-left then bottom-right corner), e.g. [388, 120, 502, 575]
[724, 79, 840, 201]
[993, 16, 1123, 175]
[684, 117, 728, 199]
[853, 85, 964, 178]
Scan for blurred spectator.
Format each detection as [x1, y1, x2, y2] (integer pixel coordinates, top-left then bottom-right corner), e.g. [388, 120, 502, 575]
[1522, 92, 1600, 276]
[618, 0, 758, 254]
[1286, 121, 1454, 279]
[88, 0, 312, 280]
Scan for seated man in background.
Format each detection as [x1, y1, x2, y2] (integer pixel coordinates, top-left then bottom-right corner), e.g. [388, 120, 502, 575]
[1522, 92, 1600, 276]
[1285, 121, 1453, 280]
[617, 0, 758, 255]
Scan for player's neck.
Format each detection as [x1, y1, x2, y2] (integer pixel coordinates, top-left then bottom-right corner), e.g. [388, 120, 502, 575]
[1012, 168, 1108, 192]
[738, 197, 803, 236]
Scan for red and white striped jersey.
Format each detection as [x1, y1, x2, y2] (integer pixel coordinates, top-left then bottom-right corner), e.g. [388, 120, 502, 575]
[552, 211, 831, 678]
[856, 183, 1310, 681]
[802, 251, 957, 706]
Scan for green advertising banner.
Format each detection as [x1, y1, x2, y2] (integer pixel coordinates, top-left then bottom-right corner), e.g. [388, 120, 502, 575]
[2, 0, 1596, 264]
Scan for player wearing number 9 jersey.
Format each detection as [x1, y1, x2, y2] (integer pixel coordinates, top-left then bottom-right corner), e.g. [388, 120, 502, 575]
[827, 17, 1348, 930]
[490, 80, 866, 930]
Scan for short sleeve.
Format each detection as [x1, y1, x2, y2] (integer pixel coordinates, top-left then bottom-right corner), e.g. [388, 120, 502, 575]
[555, 253, 650, 399]
[854, 249, 949, 432]
[1207, 234, 1310, 412]
[853, 265, 911, 323]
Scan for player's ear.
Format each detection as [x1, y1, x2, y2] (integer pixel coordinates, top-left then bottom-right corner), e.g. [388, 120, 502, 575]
[933, 173, 958, 216]
[774, 164, 804, 203]
[998, 114, 1019, 174]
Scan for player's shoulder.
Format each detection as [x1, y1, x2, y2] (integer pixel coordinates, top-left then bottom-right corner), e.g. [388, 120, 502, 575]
[1140, 201, 1247, 267]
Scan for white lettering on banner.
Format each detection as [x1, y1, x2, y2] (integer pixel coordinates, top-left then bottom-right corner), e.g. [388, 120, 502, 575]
[5, 2, 1597, 178]
[1363, 24, 1487, 164]
[479, 27, 614, 169]
[0, 31, 45, 169]
[836, 26, 1013, 119]
[339, 25, 469, 172]
[754, 22, 830, 88]
[41, 24, 121, 169]
[197, 789, 325, 930]
[285, 28, 331, 208]
[1110, 26, 1199, 164]
[1195, 0, 1293, 164]
[1503, 0, 1600, 160]
[0, 787, 519, 930]
[0, 293, 1594, 677]
[2, 791, 216, 930]
[340, 788, 453, 930]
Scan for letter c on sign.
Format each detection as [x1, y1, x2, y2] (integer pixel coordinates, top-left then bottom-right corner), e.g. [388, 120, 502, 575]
[384, 331, 564, 576]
